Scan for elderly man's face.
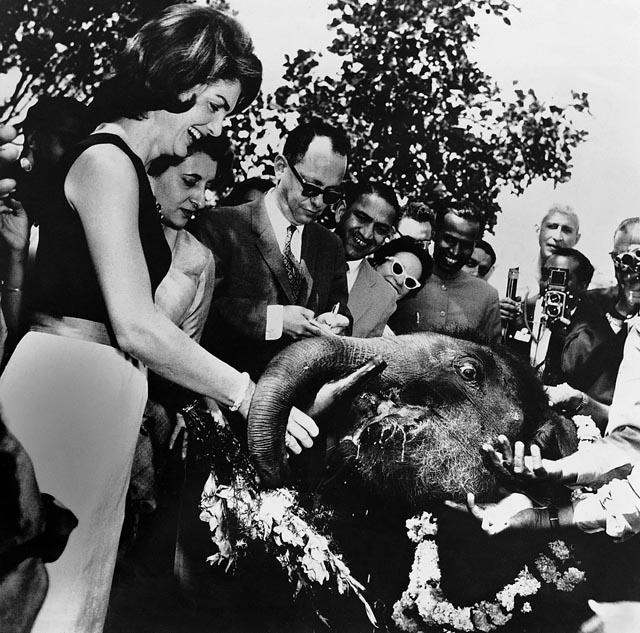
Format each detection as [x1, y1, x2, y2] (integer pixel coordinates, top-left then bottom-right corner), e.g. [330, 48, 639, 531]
[277, 135, 346, 226]
[538, 212, 580, 259]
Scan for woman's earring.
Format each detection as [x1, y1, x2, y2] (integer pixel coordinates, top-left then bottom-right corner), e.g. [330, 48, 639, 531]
[156, 201, 163, 219]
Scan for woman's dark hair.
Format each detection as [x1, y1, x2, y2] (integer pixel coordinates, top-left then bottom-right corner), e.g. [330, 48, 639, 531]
[90, 4, 262, 123]
[147, 134, 235, 190]
[370, 236, 433, 298]
[343, 180, 400, 218]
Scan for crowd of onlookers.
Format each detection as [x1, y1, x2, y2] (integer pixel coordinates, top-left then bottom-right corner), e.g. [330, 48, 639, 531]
[1, 4, 640, 633]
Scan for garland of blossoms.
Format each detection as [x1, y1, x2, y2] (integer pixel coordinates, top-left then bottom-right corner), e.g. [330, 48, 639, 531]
[392, 415, 600, 633]
[180, 400, 377, 628]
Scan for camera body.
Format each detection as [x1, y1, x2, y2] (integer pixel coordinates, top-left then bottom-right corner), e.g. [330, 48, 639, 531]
[542, 267, 570, 322]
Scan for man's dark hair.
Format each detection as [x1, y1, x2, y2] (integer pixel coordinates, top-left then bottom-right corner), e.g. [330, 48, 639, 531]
[343, 180, 400, 218]
[547, 247, 594, 287]
[400, 201, 435, 225]
[370, 236, 433, 297]
[434, 206, 483, 234]
[476, 239, 497, 268]
[283, 118, 350, 165]
[222, 176, 274, 206]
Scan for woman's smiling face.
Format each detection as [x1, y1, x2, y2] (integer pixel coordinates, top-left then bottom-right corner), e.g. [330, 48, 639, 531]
[376, 251, 423, 299]
[167, 80, 242, 158]
[152, 152, 218, 230]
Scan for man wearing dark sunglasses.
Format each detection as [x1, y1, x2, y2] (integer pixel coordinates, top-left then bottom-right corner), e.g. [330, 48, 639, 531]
[194, 118, 352, 384]
[389, 207, 502, 345]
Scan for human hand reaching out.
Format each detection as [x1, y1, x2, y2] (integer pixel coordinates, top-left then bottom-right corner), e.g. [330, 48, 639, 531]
[0, 124, 20, 199]
[481, 435, 563, 483]
[284, 407, 319, 455]
[578, 600, 640, 633]
[311, 311, 349, 336]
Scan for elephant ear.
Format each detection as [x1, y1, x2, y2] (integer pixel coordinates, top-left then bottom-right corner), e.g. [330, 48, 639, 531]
[531, 412, 579, 459]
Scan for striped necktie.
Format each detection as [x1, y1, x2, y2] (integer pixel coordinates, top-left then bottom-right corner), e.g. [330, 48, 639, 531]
[283, 224, 304, 301]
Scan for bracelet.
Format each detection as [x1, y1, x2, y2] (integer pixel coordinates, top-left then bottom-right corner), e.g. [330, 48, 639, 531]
[0, 280, 22, 293]
[573, 391, 588, 414]
[548, 505, 560, 529]
[229, 372, 252, 412]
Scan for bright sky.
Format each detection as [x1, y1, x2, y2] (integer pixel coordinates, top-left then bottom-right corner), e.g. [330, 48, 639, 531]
[231, 0, 640, 290]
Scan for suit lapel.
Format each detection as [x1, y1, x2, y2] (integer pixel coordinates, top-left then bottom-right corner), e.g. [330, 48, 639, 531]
[252, 200, 297, 303]
[349, 260, 376, 323]
[299, 225, 318, 306]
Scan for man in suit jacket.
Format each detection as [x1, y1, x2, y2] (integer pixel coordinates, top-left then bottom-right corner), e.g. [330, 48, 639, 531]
[334, 181, 399, 337]
[194, 119, 352, 380]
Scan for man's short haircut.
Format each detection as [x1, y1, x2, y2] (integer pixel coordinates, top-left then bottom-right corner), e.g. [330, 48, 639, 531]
[399, 201, 435, 226]
[541, 204, 580, 232]
[547, 246, 594, 287]
[476, 239, 497, 267]
[370, 235, 434, 291]
[283, 118, 350, 166]
[434, 206, 483, 236]
[613, 217, 640, 242]
[343, 180, 400, 219]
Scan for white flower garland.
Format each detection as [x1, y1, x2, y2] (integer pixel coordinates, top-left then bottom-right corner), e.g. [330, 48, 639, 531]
[393, 414, 600, 632]
[199, 471, 378, 627]
[392, 511, 585, 632]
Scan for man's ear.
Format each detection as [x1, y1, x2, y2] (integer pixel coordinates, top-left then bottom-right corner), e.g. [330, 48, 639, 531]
[273, 154, 287, 182]
[574, 231, 582, 246]
[334, 200, 346, 224]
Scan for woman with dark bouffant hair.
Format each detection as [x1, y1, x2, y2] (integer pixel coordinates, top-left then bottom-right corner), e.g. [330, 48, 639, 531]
[0, 6, 314, 632]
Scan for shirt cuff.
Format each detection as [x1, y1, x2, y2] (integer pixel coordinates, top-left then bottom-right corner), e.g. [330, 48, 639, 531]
[266, 305, 283, 340]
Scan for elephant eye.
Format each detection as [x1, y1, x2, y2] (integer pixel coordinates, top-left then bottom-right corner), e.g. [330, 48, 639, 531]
[457, 361, 479, 382]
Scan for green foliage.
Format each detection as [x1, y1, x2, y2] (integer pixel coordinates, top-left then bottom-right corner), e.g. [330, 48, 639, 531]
[231, 0, 590, 231]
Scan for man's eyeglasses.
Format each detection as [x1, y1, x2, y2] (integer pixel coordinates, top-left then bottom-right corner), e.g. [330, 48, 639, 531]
[288, 161, 344, 205]
[610, 248, 640, 275]
[387, 257, 421, 290]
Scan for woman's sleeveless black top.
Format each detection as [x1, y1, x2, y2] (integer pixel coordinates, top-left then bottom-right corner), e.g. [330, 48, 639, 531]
[32, 133, 171, 327]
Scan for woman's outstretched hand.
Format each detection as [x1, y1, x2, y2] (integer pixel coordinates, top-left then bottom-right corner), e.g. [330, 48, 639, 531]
[482, 435, 563, 483]
[285, 408, 319, 455]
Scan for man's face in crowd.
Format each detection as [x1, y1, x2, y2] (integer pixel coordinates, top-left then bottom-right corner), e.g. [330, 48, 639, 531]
[612, 224, 640, 301]
[433, 212, 479, 275]
[335, 193, 396, 261]
[542, 254, 585, 299]
[462, 245, 494, 279]
[397, 217, 432, 248]
[538, 211, 580, 260]
[276, 135, 347, 226]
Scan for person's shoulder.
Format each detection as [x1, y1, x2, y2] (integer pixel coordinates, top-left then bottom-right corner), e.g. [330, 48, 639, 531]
[173, 229, 214, 274]
[460, 271, 500, 300]
[197, 199, 257, 229]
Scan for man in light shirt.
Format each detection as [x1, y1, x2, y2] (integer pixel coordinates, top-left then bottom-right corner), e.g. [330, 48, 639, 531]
[334, 180, 399, 337]
[194, 119, 352, 380]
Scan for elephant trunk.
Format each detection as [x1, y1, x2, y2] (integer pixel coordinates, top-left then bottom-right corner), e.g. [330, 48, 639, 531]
[248, 336, 394, 488]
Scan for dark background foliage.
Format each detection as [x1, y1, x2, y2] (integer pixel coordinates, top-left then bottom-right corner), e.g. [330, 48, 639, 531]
[0, 0, 589, 231]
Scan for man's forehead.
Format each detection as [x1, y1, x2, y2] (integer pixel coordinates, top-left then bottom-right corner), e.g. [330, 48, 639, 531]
[440, 213, 479, 239]
[613, 228, 640, 252]
[543, 212, 578, 231]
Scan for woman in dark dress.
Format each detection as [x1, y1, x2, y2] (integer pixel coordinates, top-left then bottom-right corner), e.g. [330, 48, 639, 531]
[0, 6, 315, 632]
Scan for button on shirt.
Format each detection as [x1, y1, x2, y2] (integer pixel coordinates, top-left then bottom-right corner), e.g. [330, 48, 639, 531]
[264, 190, 305, 340]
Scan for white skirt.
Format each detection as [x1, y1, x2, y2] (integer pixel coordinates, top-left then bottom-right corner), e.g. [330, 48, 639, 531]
[0, 331, 147, 633]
